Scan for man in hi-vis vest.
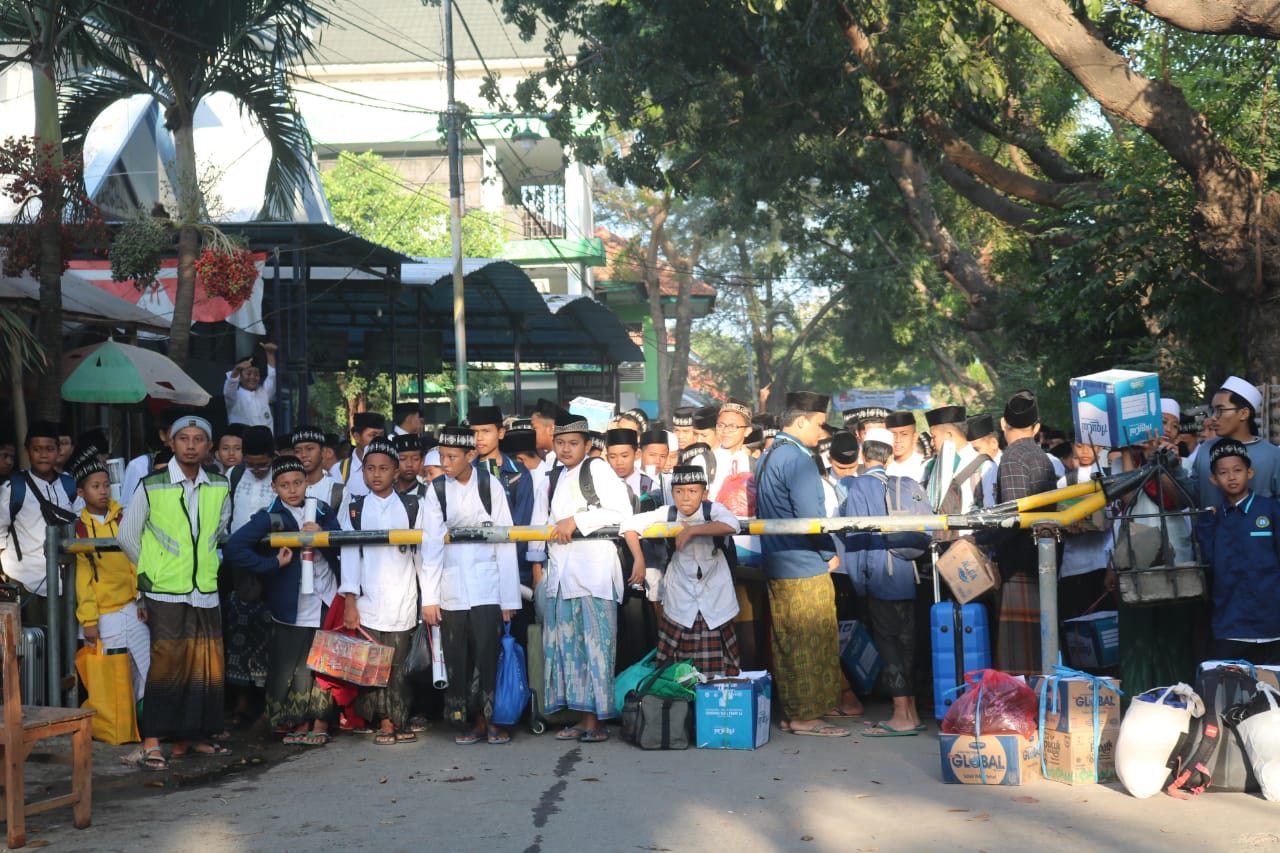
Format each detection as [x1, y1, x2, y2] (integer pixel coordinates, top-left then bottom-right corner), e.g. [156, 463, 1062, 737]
[119, 413, 231, 772]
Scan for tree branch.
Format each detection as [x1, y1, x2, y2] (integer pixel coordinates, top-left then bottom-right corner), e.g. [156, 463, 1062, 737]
[961, 105, 1094, 183]
[1130, 0, 1280, 38]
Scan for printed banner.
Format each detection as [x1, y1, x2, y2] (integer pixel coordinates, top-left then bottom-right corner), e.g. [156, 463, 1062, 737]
[834, 386, 932, 412]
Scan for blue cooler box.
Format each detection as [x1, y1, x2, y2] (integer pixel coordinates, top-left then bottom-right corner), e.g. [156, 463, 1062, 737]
[695, 672, 772, 749]
[1070, 370, 1161, 448]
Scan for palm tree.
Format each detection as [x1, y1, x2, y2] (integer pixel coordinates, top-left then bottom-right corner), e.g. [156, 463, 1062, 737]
[60, 0, 325, 366]
[0, 0, 119, 419]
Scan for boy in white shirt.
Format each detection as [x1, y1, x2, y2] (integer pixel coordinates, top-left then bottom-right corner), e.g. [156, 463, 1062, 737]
[338, 437, 427, 746]
[422, 427, 520, 745]
[528, 412, 637, 743]
[623, 465, 741, 677]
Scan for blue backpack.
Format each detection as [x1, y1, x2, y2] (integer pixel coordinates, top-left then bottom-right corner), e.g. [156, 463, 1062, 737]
[7, 471, 78, 561]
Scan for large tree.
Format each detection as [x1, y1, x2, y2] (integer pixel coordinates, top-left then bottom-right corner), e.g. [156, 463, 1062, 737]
[60, 0, 324, 366]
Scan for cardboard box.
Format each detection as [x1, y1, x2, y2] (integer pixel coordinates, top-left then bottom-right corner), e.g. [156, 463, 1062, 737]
[1070, 369, 1161, 448]
[695, 672, 772, 750]
[936, 537, 998, 604]
[1062, 611, 1120, 670]
[940, 733, 1042, 785]
[1027, 675, 1122, 733]
[837, 620, 882, 694]
[1041, 726, 1118, 785]
[568, 396, 615, 432]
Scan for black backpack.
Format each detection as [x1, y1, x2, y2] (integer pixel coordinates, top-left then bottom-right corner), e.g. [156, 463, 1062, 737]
[1166, 665, 1260, 797]
[431, 467, 494, 523]
[347, 491, 421, 557]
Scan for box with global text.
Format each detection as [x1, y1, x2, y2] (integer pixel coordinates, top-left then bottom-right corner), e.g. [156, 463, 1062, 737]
[939, 733, 1041, 785]
[1027, 675, 1122, 733]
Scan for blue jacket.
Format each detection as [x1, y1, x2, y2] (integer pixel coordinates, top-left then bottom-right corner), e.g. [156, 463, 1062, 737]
[840, 467, 931, 600]
[224, 497, 341, 625]
[1195, 490, 1280, 641]
[756, 432, 835, 579]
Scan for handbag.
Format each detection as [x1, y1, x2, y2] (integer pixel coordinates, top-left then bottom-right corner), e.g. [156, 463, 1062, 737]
[622, 663, 693, 750]
[614, 647, 658, 713]
[492, 622, 531, 726]
[306, 627, 394, 687]
[75, 642, 139, 745]
[403, 623, 433, 683]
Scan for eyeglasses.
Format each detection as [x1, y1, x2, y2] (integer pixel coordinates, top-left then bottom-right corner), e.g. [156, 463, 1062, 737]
[1209, 406, 1243, 417]
[715, 423, 746, 432]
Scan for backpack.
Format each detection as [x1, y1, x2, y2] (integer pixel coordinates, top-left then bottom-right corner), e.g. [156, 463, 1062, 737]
[547, 456, 608, 510]
[1166, 664, 1260, 797]
[431, 467, 493, 523]
[347, 491, 421, 557]
[7, 471, 78, 561]
[664, 501, 738, 574]
[677, 444, 716, 484]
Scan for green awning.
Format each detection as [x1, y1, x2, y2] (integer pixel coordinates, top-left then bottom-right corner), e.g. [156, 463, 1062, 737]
[501, 237, 606, 266]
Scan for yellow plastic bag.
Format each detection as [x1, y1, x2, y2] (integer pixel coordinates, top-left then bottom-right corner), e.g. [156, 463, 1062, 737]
[75, 642, 139, 744]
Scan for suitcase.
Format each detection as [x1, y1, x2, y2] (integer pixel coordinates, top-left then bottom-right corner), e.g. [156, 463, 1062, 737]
[524, 623, 580, 734]
[18, 626, 47, 706]
[930, 547, 991, 720]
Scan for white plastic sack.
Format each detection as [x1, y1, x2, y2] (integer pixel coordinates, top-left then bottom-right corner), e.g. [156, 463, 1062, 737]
[1236, 682, 1280, 802]
[1116, 683, 1204, 799]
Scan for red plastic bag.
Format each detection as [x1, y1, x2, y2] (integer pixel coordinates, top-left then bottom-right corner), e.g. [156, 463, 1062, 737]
[940, 669, 1040, 739]
[717, 472, 756, 518]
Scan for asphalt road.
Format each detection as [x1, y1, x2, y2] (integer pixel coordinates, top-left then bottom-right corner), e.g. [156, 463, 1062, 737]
[24, 709, 1280, 853]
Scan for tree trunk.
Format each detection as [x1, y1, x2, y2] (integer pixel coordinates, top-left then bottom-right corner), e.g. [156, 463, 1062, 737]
[9, 345, 30, 469]
[662, 233, 702, 415]
[169, 120, 202, 367]
[31, 60, 64, 423]
[644, 199, 672, 421]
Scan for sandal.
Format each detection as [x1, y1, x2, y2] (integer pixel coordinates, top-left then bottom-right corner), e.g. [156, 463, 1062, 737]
[455, 730, 483, 746]
[302, 731, 331, 746]
[373, 731, 397, 746]
[282, 731, 310, 745]
[486, 727, 511, 745]
[136, 747, 168, 771]
[408, 715, 430, 733]
[579, 728, 610, 743]
[790, 722, 850, 738]
[394, 730, 417, 744]
[555, 726, 588, 741]
[172, 741, 233, 757]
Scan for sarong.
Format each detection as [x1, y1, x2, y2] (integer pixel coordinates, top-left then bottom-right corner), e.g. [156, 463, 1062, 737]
[655, 613, 740, 678]
[996, 573, 1040, 677]
[265, 621, 334, 728]
[441, 605, 503, 727]
[767, 575, 840, 721]
[543, 593, 617, 718]
[866, 597, 914, 697]
[140, 598, 224, 740]
[352, 626, 414, 730]
[223, 589, 272, 688]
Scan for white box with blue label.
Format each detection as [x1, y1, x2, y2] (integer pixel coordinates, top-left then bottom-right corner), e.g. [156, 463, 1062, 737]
[1070, 370, 1161, 448]
[695, 671, 771, 750]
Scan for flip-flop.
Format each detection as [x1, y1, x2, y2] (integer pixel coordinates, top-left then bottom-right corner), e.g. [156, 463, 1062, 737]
[486, 727, 512, 745]
[579, 728, 610, 743]
[790, 723, 850, 738]
[135, 747, 168, 771]
[556, 726, 589, 741]
[395, 730, 417, 744]
[454, 730, 483, 746]
[374, 731, 397, 746]
[861, 722, 924, 737]
[301, 731, 331, 746]
[823, 708, 865, 719]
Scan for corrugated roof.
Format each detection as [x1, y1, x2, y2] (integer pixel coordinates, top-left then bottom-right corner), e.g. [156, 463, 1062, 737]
[311, 0, 550, 66]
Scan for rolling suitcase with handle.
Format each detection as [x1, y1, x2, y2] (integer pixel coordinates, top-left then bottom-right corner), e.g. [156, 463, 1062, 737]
[18, 625, 47, 706]
[930, 546, 992, 720]
[525, 622, 581, 734]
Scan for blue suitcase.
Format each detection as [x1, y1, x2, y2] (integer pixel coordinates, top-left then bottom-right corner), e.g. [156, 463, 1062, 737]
[931, 548, 991, 720]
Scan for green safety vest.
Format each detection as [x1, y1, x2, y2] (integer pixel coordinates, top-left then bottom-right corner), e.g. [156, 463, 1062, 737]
[136, 471, 228, 595]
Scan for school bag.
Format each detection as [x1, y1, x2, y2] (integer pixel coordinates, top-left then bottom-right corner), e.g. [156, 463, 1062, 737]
[659, 501, 738, 575]
[7, 471, 78, 560]
[347, 491, 420, 557]
[1166, 664, 1260, 797]
[1226, 680, 1280, 801]
[431, 466, 494, 522]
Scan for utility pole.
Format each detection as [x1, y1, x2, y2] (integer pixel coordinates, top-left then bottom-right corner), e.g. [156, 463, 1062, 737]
[445, 0, 468, 419]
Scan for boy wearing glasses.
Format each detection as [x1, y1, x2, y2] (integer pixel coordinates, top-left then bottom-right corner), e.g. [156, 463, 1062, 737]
[709, 398, 755, 502]
[1188, 376, 1280, 508]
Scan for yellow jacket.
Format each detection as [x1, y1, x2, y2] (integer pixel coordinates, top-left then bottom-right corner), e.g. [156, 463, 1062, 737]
[75, 502, 139, 628]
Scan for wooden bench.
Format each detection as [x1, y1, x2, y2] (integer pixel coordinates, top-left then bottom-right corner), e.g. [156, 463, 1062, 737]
[0, 602, 94, 848]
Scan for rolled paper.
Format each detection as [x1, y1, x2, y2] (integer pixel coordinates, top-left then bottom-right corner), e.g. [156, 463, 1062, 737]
[430, 624, 448, 689]
[301, 496, 318, 595]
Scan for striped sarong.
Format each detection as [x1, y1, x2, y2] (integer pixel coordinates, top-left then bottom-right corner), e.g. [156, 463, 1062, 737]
[996, 573, 1040, 677]
[767, 575, 840, 721]
[140, 598, 225, 740]
[656, 613, 740, 678]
